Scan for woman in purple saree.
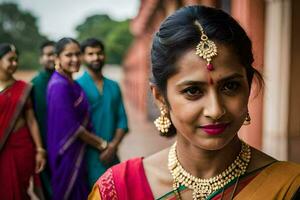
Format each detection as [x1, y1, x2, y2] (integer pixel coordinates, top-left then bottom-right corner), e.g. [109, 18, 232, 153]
[47, 38, 108, 200]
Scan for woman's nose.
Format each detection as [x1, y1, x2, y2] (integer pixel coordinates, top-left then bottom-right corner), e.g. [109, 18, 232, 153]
[203, 91, 225, 121]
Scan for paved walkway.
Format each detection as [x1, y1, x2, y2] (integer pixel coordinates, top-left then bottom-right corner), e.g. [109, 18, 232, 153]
[101, 65, 174, 160]
[101, 66, 174, 160]
[118, 100, 174, 161]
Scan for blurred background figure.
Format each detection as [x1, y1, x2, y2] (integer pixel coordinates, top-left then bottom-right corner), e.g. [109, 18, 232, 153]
[31, 40, 56, 200]
[0, 43, 46, 199]
[77, 38, 129, 189]
[46, 38, 109, 200]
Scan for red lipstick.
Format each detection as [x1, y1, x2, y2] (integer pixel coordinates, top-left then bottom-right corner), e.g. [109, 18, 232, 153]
[200, 123, 229, 135]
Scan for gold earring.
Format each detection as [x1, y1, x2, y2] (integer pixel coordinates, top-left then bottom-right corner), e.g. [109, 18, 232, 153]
[55, 64, 60, 70]
[243, 112, 251, 125]
[154, 106, 171, 134]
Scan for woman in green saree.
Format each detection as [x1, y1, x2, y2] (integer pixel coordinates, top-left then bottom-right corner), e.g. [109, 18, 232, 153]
[89, 5, 300, 200]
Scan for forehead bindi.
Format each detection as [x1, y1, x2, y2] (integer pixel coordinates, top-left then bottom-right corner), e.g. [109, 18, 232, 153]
[208, 75, 214, 85]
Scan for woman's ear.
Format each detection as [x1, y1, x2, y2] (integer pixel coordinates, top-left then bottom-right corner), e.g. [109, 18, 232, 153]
[54, 56, 61, 70]
[54, 56, 60, 67]
[150, 83, 166, 108]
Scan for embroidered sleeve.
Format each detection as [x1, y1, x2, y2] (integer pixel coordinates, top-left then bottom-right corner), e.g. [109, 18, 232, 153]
[98, 169, 118, 200]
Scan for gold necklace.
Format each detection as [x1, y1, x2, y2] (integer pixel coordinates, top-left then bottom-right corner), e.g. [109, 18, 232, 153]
[168, 141, 251, 200]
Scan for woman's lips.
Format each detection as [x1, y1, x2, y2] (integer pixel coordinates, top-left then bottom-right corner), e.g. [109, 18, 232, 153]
[200, 123, 229, 135]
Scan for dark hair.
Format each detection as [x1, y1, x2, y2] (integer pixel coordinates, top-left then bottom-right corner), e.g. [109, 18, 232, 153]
[151, 5, 263, 136]
[80, 38, 105, 53]
[40, 40, 56, 55]
[0, 43, 17, 59]
[55, 37, 79, 55]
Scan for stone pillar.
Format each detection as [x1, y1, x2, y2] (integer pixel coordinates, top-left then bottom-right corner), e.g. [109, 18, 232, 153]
[288, 0, 300, 162]
[263, 0, 291, 160]
[231, 0, 265, 149]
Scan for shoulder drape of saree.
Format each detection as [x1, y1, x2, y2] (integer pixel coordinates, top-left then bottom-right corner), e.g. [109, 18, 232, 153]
[47, 72, 90, 162]
[0, 80, 34, 200]
[0, 80, 32, 151]
[47, 72, 90, 200]
[235, 161, 300, 199]
[88, 183, 102, 200]
[92, 157, 154, 200]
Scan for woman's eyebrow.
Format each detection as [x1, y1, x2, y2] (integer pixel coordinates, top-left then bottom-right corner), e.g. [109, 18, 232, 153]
[218, 73, 245, 83]
[176, 80, 206, 87]
[176, 73, 244, 87]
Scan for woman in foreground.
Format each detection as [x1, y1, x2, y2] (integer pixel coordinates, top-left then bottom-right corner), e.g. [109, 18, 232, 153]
[89, 5, 300, 200]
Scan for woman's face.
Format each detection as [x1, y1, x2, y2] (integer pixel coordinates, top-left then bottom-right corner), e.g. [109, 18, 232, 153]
[164, 43, 250, 150]
[0, 51, 18, 76]
[56, 42, 81, 74]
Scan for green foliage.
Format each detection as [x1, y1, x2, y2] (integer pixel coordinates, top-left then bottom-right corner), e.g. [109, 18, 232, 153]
[0, 3, 133, 67]
[0, 3, 48, 70]
[76, 15, 133, 64]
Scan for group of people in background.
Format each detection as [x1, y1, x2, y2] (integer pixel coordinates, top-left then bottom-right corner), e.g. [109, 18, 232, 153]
[0, 37, 128, 200]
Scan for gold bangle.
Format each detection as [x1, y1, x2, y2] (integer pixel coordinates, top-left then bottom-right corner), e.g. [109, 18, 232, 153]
[36, 147, 46, 154]
[100, 140, 108, 151]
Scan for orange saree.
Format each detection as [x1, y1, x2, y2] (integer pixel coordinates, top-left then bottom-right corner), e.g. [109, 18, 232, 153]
[235, 161, 300, 199]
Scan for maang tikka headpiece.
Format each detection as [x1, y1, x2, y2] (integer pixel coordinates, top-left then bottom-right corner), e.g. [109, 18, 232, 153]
[194, 21, 217, 71]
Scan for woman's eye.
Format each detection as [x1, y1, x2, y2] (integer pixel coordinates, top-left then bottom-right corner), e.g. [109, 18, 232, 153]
[64, 53, 72, 57]
[222, 81, 240, 94]
[182, 86, 203, 99]
[9, 57, 18, 62]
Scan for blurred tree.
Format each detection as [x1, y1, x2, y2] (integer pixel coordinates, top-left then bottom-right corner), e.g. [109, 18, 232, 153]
[0, 3, 48, 70]
[76, 14, 133, 64]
